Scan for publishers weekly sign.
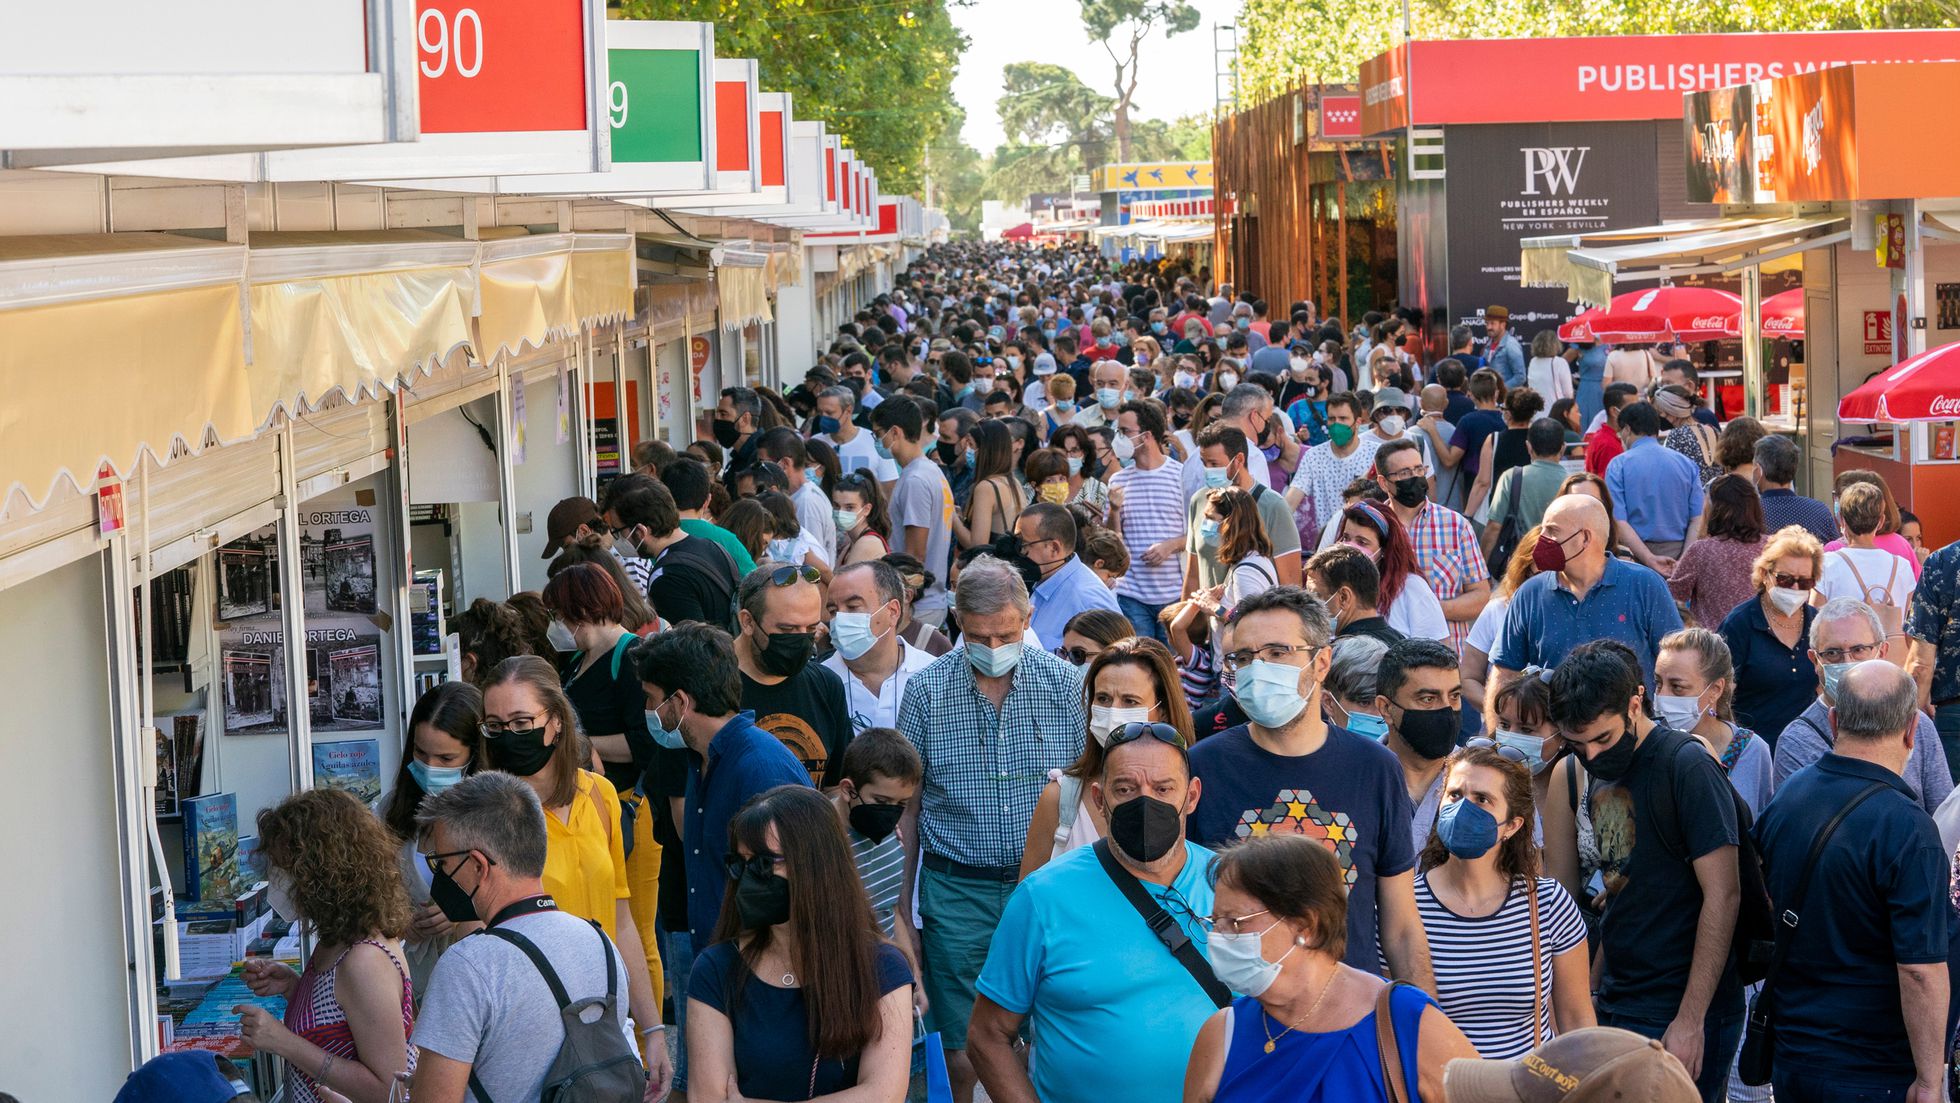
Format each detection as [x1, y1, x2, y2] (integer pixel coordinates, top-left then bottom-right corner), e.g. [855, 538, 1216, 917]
[1443, 121, 1662, 340]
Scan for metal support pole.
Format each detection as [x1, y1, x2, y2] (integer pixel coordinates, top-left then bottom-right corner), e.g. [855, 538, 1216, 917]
[1741, 265, 1764, 421]
[574, 333, 597, 499]
[274, 424, 315, 793]
[494, 361, 523, 596]
[1336, 181, 1350, 328]
[385, 396, 417, 733]
[103, 532, 158, 1068]
[614, 327, 631, 467]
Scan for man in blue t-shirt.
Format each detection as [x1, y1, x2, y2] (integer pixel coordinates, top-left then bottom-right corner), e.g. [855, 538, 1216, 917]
[1187, 587, 1434, 989]
[971, 728, 1218, 1103]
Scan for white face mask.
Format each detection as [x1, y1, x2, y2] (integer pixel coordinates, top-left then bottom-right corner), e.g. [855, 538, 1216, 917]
[546, 619, 577, 652]
[1654, 691, 1708, 732]
[1208, 919, 1298, 998]
[1090, 704, 1154, 746]
[267, 869, 299, 923]
[1218, 372, 1240, 390]
[1768, 586, 1808, 616]
[1378, 415, 1406, 437]
[1174, 371, 1199, 389]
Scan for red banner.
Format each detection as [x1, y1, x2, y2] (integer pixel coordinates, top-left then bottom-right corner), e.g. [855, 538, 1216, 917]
[416, 0, 589, 134]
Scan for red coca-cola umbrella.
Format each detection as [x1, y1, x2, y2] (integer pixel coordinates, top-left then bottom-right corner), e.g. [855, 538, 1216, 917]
[1558, 307, 1603, 343]
[1000, 222, 1035, 240]
[1587, 286, 1744, 342]
[1757, 288, 1804, 339]
[1839, 340, 1960, 422]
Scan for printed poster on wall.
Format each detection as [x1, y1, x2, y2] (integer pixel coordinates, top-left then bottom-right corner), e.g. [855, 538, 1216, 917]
[214, 492, 388, 736]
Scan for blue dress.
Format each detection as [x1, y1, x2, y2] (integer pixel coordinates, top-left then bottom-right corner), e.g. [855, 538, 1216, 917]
[1575, 344, 1608, 430]
[1214, 984, 1434, 1103]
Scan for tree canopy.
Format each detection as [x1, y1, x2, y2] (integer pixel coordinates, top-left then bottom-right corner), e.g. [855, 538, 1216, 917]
[1078, 0, 1202, 161]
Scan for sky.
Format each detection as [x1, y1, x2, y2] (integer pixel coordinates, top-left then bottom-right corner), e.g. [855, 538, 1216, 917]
[948, 0, 1243, 153]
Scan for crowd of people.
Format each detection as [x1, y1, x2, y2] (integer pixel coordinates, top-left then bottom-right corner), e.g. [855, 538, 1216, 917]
[126, 241, 1960, 1103]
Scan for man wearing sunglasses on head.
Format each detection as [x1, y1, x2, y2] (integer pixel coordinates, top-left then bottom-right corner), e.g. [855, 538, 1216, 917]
[733, 563, 855, 789]
[970, 721, 1220, 1103]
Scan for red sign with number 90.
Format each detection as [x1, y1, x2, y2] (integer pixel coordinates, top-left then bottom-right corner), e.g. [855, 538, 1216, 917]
[416, 0, 588, 134]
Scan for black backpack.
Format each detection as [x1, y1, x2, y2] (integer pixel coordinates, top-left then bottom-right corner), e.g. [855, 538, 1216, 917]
[1648, 736, 1777, 986]
[1484, 466, 1526, 578]
[468, 919, 649, 1103]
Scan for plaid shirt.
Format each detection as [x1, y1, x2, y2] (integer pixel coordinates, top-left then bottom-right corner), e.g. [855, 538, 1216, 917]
[1404, 501, 1490, 658]
[898, 644, 1085, 868]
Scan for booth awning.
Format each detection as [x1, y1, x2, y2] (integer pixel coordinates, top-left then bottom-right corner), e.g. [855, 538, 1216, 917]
[717, 263, 773, 331]
[246, 231, 479, 419]
[476, 232, 578, 363]
[1521, 216, 1847, 306]
[571, 233, 637, 328]
[0, 233, 251, 508]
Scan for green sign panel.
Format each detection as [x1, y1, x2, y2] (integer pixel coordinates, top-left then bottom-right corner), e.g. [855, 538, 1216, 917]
[608, 49, 702, 164]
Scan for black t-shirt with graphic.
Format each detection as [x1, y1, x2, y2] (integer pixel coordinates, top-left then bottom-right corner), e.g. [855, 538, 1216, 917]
[741, 664, 854, 788]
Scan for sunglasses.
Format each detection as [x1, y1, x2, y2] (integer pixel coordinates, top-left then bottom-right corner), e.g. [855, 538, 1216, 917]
[1108, 721, 1188, 751]
[768, 564, 822, 587]
[1054, 645, 1098, 665]
[1772, 573, 1815, 591]
[1464, 737, 1529, 766]
[723, 851, 783, 881]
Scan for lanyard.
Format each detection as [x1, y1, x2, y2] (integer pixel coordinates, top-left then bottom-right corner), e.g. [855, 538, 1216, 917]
[487, 894, 557, 928]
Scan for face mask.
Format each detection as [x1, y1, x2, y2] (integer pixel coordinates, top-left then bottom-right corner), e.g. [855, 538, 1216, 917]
[1378, 415, 1407, 437]
[1653, 692, 1707, 732]
[1152, 322, 1167, 334]
[813, 415, 842, 436]
[753, 626, 816, 677]
[1584, 716, 1641, 782]
[1007, 355, 1023, 368]
[1097, 387, 1122, 409]
[1494, 730, 1548, 773]
[1328, 423, 1355, 446]
[486, 724, 556, 777]
[1345, 710, 1389, 740]
[1395, 705, 1460, 760]
[968, 639, 1023, 678]
[973, 378, 995, 395]
[1173, 411, 1193, 428]
[1259, 442, 1281, 463]
[1199, 518, 1222, 548]
[646, 703, 688, 750]
[1111, 432, 1136, 468]
[1237, 659, 1312, 728]
[734, 866, 792, 930]
[1209, 922, 1297, 998]
[1202, 465, 1231, 489]
[267, 869, 299, 923]
[546, 619, 577, 652]
[429, 855, 481, 924]
[712, 419, 743, 448]
[1175, 371, 1199, 389]
[1039, 482, 1070, 504]
[1106, 793, 1184, 864]
[1111, 333, 1132, 349]
[408, 758, 467, 796]
[1067, 456, 1083, 476]
[848, 799, 905, 844]
[1091, 704, 1154, 746]
[833, 507, 862, 534]
[1532, 530, 1583, 574]
[1768, 586, 1808, 616]
[1054, 400, 1076, 414]
[804, 466, 825, 487]
[1235, 317, 1252, 331]
[766, 537, 796, 564]
[1390, 474, 1428, 509]
[1289, 360, 1312, 378]
[1219, 372, 1240, 390]
[1434, 797, 1500, 860]
[1821, 660, 1856, 702]
[873, 433, 895, 461]
[830, 609, 890, 662]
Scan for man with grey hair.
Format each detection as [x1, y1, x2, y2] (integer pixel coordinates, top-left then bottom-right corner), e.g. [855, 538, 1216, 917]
[1752, 434, 1837, 542]
[1773, 599, 1953, 814]
[1323, 633, 1392, 734]
[1180, 382, 1275, 503]
[411, 772, 669, 1100]
[1190, 585, 1436, 990]
[897, 554, 1084, 1103]
[1753, 660, 1951, 1103]
[814, 384, 896, 482]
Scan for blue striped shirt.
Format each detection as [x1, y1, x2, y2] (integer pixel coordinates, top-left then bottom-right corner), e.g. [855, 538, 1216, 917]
[898, 646, 1085, 868]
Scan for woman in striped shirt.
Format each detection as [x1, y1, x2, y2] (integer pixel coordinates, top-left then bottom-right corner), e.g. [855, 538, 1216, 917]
[1414, 743, 1594, 1058]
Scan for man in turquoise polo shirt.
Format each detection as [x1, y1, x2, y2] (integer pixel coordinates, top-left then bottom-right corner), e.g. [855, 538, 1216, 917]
[968, 725, 1220, 1103]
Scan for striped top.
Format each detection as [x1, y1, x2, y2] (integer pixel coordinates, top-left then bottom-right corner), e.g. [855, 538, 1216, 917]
[284, 939, 415, 1102]
[850, 825, 906, 937]
[1413, 872, 1585, 1059]
[1109, 458, 1186, 604]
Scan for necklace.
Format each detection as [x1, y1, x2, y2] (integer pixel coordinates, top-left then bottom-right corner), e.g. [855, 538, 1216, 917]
[1262, 966, 1338, 1053]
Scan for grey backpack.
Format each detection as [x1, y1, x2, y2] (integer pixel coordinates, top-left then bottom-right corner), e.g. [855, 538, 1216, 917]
[468, 919, 648, 1103]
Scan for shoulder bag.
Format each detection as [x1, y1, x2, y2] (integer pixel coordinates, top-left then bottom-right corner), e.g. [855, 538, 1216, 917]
[1091, 840, 1230, 1008]
[1736, 780, 1889, 1085]
[1374, 981, 1420, 1103]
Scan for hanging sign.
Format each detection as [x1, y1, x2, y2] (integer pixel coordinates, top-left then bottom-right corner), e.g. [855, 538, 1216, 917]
[95, 463, 126, 538]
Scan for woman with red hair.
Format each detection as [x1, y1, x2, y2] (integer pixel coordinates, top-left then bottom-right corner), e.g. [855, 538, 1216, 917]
[1337, 498, 1451, 641]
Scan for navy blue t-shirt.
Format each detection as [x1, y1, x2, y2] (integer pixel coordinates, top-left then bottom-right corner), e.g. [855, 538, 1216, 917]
[690, 940, 912, 1100]
[1189, 723, 1414, 973]
[1753, 754, 1949, 1078]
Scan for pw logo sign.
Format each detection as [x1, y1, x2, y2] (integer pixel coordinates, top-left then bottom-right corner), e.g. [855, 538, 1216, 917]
[1522, 146, 1590, 196]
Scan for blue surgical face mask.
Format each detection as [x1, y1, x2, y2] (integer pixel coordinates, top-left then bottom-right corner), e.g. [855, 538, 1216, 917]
[646, 703, 687, 750]
[1493, 729, 1548, 773]
[1199, 518, 1221, 547]
[1235, 658, 1312, 729]
[1202, 466, 1231, 489]
[813, 415, 842, 436]
[1434, 796, 1500, 860]
[830, 609, 888, 662]
[1344, 710, 1389, 740]
[408, 758, 466, 795]
[1097, 387, 1122, 409]
[968, 640, 1023, 678]
[804, 465, 824, 486]
[964, 448, 976, 469]
[1067, 456, 1083, 476]
[874, 432, 894, 461]
[1821, 661, 1855, 702]
[767, 538, 796, 563]
[1151, 322, 1167, 335]
[833, 507, 861, 534]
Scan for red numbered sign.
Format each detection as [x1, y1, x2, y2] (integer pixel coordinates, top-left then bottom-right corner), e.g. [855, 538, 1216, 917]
[417, 0, 588, 134]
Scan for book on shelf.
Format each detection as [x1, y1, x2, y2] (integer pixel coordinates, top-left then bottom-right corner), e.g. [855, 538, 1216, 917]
[313, 738, 382, 805]
[179, 792, 242, 921]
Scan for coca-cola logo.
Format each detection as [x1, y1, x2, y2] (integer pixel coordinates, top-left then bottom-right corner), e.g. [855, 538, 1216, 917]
[1763, 317, 1797, 333]
[1687, 316, 1729, 329]
[1929, 395, 1960, 417]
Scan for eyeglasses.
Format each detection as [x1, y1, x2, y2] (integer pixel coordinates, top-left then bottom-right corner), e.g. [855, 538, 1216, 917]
[1814, 642, 1881, 664]
[1107, 721, 1187, 750]
[424, 849, 495, 879]
[1221, 642, 1319, 672]
[1772, 573, 1815, 591]
[1054, 645, 1099, 665]
[481, 717, 545, 736]
[723, 851, 784, 881]
[1384, 465, 1429, 481]
[768, 564, 822, 587]
[1199, 908, 1271, 936]
[1464, 737, 1529, 765]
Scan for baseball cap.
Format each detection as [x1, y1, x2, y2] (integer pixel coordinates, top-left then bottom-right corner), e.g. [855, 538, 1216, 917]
[1444, 1028, 1698, 1103]
[1486, 305, 1511, 322]
[542, 496, 603, 559]
[116, 1052, 248, 1103]
[1373, 387, 1413, 413]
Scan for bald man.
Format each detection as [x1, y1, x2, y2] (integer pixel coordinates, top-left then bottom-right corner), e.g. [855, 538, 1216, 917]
[1485, 493, 1683, 729]
[1419, 384, 1467, 511]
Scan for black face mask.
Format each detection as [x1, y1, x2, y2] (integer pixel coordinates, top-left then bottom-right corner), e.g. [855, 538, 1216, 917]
[734, 867, 792, 930]
[1172, 411, 1192, 429]
[935, 441, 958, 466]
[712, 419, 743, 448]
[991, 532, 1047, 591]
[1391, 475, 1428, 509]
[429, 857, 481, 924]
[1584, 715, 1641, 782]
[1107, 793, 1184, 864]
[752, 627, 815, 677]
[849, 800, 905, 844]
[486, 725, 555, 777]
[1395, 705, 1460, 760]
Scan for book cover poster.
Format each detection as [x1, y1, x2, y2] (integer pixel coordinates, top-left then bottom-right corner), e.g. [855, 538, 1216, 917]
[181, 793, 242, 915]
[221, 646, 281, 735]
[313, 739, 382, 805]
[221, 627, 385, 734]
[216, 537, 277, 620]
[322, 534, 377, 614]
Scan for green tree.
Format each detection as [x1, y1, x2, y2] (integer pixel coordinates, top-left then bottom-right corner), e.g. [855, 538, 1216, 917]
[1079, 0, 1202, 162]
[609, 0, 967, 194]
[924, 108, 990, 233]
[990, 62, 1114, 198]
[1235, 0, 1951, 101]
